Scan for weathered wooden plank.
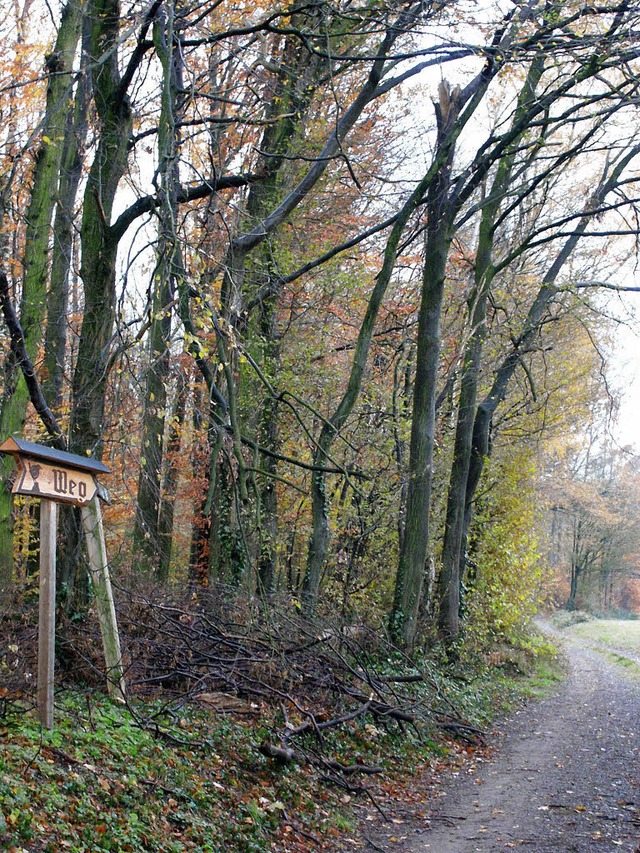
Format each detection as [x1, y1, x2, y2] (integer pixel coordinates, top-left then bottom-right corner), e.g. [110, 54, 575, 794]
[38, 500, 57, 729]
[12, 458, 97, 505]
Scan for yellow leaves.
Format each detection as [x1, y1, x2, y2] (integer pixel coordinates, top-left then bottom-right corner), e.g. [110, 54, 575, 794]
[467, 448, 548, 646]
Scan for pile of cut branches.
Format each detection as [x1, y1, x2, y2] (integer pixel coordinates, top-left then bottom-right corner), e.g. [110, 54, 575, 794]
[1, 581, 487, 800]
[112, 585, 486, 776]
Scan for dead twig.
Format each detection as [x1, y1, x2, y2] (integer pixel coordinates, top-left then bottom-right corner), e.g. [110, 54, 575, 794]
[363, 833, 387, 851]
[324, 759, 383, 775]
[258, 740, 298, 764]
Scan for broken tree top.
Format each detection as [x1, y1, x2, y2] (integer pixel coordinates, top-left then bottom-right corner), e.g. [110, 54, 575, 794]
[0, 437, 110, 506]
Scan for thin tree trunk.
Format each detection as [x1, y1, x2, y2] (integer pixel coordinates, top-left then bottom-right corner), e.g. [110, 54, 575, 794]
[389, 224, 450, 648]
[392, 340, 413, 555]
[439, 333, 483, 640]
[157, 372, 187, 581]
[257, 299, 280, 596]
[43, 11, 90, 411]
[133, 0, 182, 574]
[459, 146, 640, 566]
[81, 498, 126, 701]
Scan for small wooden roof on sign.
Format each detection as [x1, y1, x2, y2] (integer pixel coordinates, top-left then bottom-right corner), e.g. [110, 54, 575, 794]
[0, 437, 111, 475]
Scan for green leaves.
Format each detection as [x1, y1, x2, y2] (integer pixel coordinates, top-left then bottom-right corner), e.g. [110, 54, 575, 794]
[0, 690, 335, 851]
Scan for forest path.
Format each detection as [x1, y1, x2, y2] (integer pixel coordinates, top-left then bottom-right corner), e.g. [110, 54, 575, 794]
[355, 632, 640, 853]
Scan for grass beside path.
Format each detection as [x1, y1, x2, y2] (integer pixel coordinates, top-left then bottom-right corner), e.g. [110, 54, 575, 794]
[564, 618, 640, 657]
[552, 615, 640, 678]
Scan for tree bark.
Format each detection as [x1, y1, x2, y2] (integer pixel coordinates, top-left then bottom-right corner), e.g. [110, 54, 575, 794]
[389, 222, 450, 648]
[43, 11, 91, 411]
[0, 0, 82, 583]
[133, 0, 182, 574]
[70, 0, 136, 456]
[439, 56, 545, 641]
[157, 371, 187, 581]
[389, 82, 463, 648]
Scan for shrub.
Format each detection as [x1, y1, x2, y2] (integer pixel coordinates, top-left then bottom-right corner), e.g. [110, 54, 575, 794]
[464, 451, 551, 650]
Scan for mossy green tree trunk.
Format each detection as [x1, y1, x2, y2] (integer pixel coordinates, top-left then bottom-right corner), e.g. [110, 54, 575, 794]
[133, 1, 182, 577]
[66, 0, 156, 598]
[389, 220, 452, 648]
[215, 22, 324, 589]
[388, 82, 469, 648]
[42, 14, 91, 413]
[0, 0, 82, 584]
[438, 57, 544, 641]
[70, 0, 134, 457]
[157, 374, 187, 579]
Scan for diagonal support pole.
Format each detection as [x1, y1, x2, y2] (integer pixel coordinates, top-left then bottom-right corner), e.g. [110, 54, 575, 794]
[81, 498, 126, 702]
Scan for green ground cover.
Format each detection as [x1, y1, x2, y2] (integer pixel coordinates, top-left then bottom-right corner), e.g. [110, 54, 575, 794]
[0, 642, 560, 853]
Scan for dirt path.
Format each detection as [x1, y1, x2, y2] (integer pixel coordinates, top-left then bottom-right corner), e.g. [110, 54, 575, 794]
[356, 635, 640, 853]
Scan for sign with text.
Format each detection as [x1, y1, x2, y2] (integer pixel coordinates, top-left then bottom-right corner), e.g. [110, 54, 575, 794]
[0, 437, 118, 729]
[13, 458, 98, 505]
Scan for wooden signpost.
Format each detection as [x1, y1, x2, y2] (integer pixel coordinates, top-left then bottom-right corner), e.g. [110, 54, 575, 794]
[0, 437, 125, 728]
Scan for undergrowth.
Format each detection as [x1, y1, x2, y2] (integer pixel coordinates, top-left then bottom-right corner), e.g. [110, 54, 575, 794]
[0, 588, 561, 852]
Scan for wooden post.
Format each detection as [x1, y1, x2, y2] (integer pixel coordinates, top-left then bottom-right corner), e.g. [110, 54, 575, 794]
[81, 498, 126, 702]
[38, 499, 57, 728]
[0, 439, 122, 716]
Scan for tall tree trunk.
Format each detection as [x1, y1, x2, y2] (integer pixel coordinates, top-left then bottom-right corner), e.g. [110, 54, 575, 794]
[133, 0, 182, 574]
[188, 383, 213, 584]
[392, 339, 414, 556]
[211, 20, 325, 589]
[439, 56, 545, 640]
[257, 298, 280, 596]
[439, 332, 483, 640]
[389, 222, 450, 648]
[44, 21, 91, 600]
[0, 0, 82, 584]
[66, 0, 146, 601]
[70, 0, 134, 457]
[389, 83, 462, 649]
[459, 146, 640, 573]
[43, 11, 91, 411]
[567, 522, 582, 611]
[132, 272, 172, 571]
[157, 371, 187, 581]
